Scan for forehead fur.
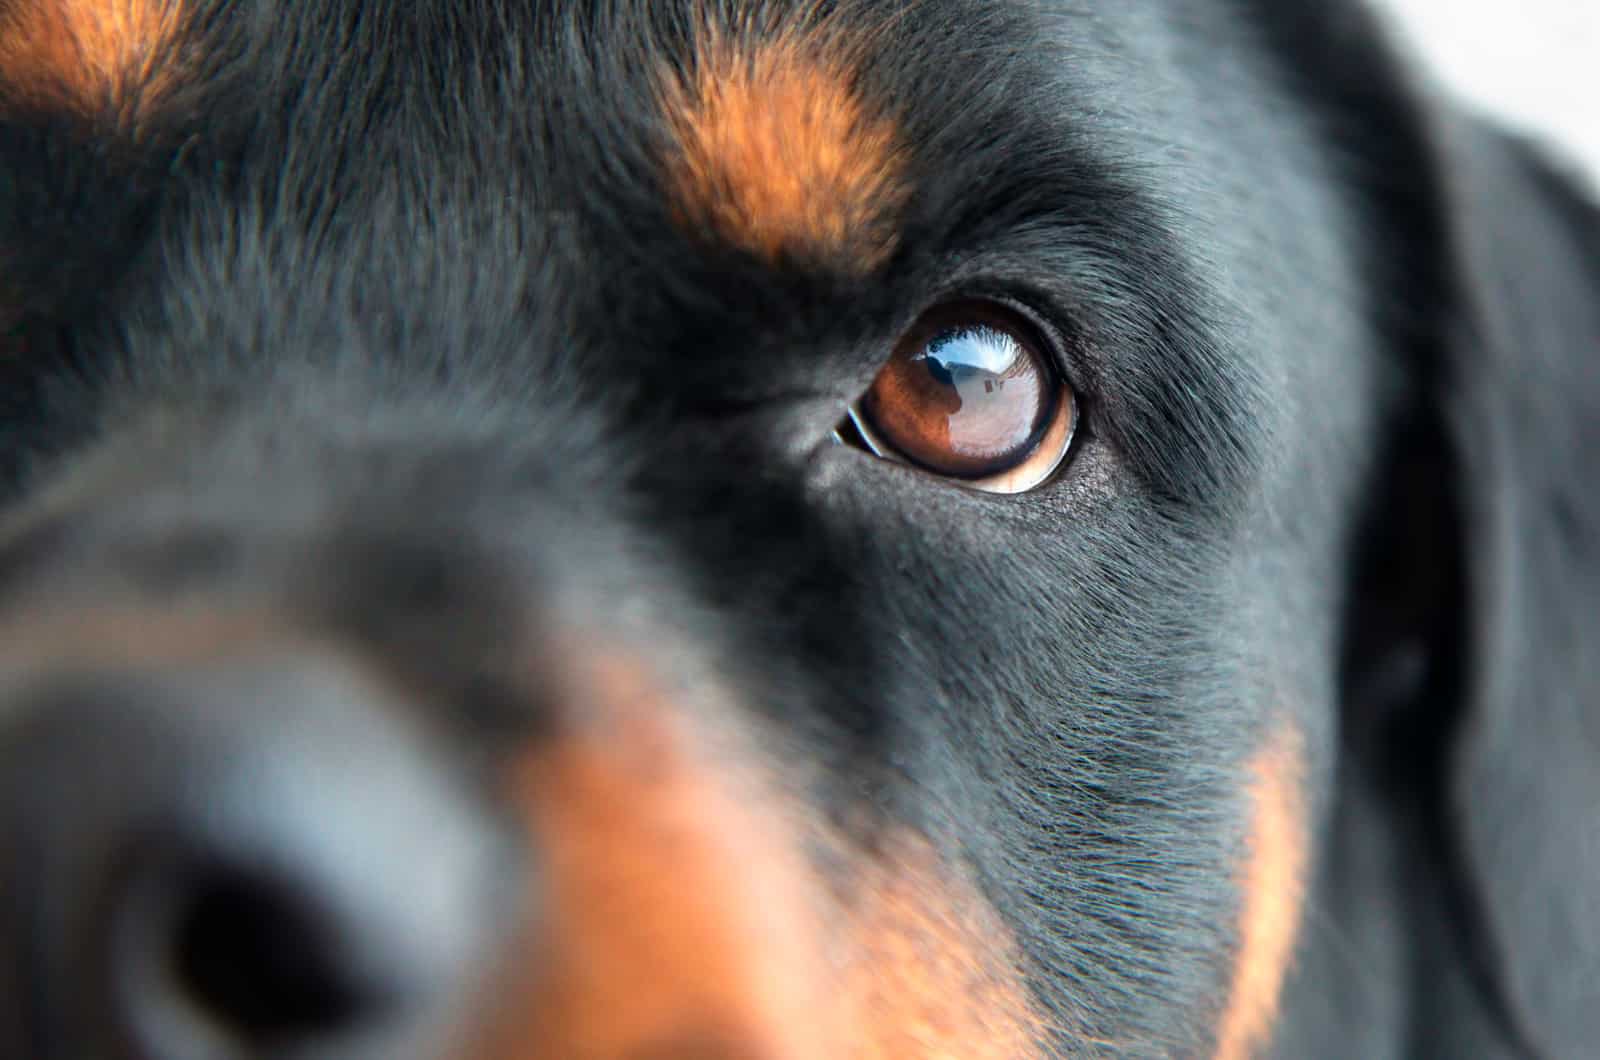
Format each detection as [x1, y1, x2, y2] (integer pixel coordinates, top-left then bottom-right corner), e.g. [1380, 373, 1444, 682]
[658, 13, 908, 274]
[0, 0, 186, 125]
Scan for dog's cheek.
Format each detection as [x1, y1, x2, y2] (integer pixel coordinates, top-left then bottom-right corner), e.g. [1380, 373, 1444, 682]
[458, 650, 833, 1060]
[458, 648, 1053, 1059]
[1214, 722, 1307, 1060]
[838, 836, 1056, 1059]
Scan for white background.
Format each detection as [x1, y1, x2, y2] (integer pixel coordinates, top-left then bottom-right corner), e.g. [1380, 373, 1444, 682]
[1372, 0, 1600, 188]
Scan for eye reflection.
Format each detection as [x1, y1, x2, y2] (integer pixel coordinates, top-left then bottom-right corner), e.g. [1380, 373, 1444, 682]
[919, 326, 1050, 458]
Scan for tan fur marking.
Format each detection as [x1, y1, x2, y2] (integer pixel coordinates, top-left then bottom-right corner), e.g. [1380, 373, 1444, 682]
[661, 20, 907, 272]
[1215, 723, 1308, 1060]
[463, 647, 1050, 1059]
[466, 653, 835, 1060]
[0, 0, 186, 124]
[842, 838, 1053, 1059]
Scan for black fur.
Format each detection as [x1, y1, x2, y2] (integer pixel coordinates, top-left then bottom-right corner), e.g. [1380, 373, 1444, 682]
[0, 1, 1596, 1056]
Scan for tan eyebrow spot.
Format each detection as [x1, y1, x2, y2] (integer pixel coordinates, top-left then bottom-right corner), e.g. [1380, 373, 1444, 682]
[659, 20, 907, 274]
[1215, 722, 1308, 1060]
[0, 0, 188, 126]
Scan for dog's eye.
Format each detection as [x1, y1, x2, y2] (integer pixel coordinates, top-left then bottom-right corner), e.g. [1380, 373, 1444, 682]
[842, 302, 1076, 493]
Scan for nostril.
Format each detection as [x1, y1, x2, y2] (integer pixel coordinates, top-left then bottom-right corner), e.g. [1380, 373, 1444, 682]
[0, 656, 510, 1058]
[111, 852, 401, 1056]
[169, 866, 383, 1045]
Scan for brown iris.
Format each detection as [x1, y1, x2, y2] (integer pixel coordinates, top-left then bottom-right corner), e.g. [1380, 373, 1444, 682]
[849, 302, 1076, 493]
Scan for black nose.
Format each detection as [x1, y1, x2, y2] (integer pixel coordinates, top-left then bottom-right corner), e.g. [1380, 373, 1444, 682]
[0, 653, 507, 1059]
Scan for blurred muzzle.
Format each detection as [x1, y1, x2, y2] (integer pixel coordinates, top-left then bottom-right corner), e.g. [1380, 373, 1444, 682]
[0, 564, 1047, 1060]
[0, 642, 506, 1059]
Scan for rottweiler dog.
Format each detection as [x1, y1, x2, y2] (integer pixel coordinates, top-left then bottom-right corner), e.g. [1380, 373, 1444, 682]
[0, 0, 1597, 1056]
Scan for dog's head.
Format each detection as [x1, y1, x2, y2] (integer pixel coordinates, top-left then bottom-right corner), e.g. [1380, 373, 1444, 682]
[1, 1, 1597, 1057]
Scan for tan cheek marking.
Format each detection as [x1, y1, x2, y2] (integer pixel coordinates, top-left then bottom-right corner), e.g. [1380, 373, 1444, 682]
[842, 837, 1054, 1059]
[1214, 723, 1308, 1060]
[0, 0, 187, 124]
[462, 649, 1051, 1059]
[660, 22, 907, 273]
[464, 654, 838, 1060]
